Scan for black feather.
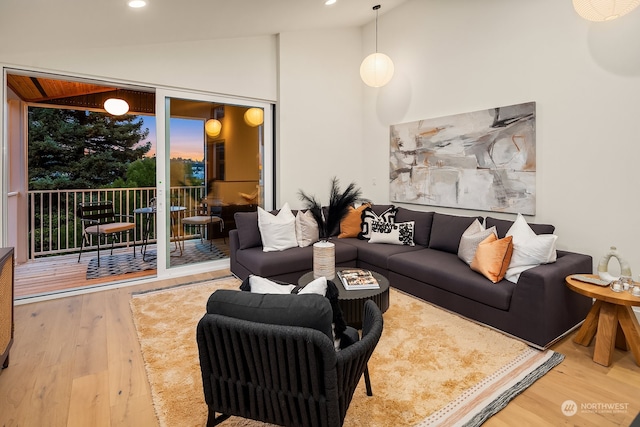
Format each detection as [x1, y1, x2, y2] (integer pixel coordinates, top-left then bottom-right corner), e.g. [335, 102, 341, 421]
[298, 176, 363, 239]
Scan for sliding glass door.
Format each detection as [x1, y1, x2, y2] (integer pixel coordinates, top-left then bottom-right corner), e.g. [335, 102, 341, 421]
[155, 89, 273, 275]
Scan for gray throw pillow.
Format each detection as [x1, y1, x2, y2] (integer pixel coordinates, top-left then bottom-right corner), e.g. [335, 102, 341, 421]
[234, 211, 262, 249]
[457, 219, 497, 265]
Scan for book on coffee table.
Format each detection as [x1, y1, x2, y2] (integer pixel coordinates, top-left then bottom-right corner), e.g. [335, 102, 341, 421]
[337, 269, 380, 290]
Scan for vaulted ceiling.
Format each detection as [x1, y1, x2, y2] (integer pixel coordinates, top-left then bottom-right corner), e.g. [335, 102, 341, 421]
[3, 0, 407, 113]
[0, 0, 407, 54]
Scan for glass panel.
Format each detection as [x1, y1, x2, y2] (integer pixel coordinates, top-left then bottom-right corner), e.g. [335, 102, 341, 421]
[166, 98, 263, 269]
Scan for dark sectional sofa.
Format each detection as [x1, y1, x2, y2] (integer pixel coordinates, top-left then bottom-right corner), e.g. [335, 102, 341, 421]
[229, 204, 593, 348]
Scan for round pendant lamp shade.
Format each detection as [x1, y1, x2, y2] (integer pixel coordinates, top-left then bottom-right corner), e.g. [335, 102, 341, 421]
[205, 119, 222, 137]
[104, 98, 129, 115]
[573, 0, 640, 21]
[244, 108, 264, 127]
[360, 52, 395, 88]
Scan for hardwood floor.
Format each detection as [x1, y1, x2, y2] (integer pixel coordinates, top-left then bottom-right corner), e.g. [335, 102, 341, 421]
[1, 271, 639, 426]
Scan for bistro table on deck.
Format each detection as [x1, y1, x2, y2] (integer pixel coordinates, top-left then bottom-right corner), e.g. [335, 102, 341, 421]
[133, 205, 186, 259]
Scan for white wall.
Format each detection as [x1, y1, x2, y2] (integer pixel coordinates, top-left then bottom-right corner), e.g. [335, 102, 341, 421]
[277, 29, 364, 209]
[1, 36, 278, 102]
[361, 0, 640, 275]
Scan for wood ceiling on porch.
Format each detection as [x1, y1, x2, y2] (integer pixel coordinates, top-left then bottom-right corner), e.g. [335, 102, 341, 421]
[7, 74, 156, 114]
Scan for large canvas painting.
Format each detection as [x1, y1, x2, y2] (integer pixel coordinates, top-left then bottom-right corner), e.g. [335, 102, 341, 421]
[389, 102, 536, 215]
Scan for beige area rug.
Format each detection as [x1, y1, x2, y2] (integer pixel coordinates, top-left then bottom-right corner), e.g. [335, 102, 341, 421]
[130, 277, 563, 427]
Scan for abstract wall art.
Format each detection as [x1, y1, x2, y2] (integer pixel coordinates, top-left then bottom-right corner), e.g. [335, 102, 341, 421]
[389, 102, 536, 215]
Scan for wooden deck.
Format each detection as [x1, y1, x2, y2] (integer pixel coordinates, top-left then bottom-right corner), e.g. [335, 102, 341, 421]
[14, 238, 230, 299]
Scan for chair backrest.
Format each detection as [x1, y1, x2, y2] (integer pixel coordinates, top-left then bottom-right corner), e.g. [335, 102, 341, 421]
[77, 201, 116, 224]
[197, 290, 382, 427]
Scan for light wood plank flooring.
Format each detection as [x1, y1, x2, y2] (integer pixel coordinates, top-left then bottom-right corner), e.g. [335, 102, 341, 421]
[1, 272, 639, 426]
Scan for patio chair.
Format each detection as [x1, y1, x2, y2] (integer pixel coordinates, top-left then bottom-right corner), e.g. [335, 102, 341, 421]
[197, 291, 384, 427]
[77, 201, 136, 267]
[182, 199, 224, 251]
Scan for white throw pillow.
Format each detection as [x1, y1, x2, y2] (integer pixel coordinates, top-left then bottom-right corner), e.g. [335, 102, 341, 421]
[295, 210, 319, 248]
[359, 206, 397, 239]
[505, 213, 558, 283]
[297, 276, 328, 296]
[249, 275, 295, 294]
[258, 202, 299, 252]
[368, 221, 415, 246]
[457, 219, 498, 265]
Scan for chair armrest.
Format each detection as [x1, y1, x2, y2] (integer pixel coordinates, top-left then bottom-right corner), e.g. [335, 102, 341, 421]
[335, 300, 383, 415]
[116, 214, 135, 222]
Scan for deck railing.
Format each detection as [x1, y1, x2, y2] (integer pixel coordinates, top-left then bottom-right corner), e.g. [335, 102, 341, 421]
[28, 186, 205, 259]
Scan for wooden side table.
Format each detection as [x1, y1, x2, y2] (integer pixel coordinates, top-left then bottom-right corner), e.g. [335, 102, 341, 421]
[565, 275, 640, 367]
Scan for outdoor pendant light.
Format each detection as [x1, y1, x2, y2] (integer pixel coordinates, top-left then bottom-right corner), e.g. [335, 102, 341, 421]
[244, 108, 264, 127]
[573, 0, 640, 21]
[205, 119, 222, 137]
[360, 4, 394, 88]
[104, 91, 129, 116]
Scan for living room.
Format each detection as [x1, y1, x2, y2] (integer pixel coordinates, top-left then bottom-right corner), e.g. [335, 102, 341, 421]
[1, 0, 639, 425]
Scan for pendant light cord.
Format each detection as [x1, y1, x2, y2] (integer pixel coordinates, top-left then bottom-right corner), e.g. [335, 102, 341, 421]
[374, 4, 380, 53]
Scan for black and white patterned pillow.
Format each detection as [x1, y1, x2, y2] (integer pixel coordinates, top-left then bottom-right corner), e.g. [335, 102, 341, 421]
[368, 220, 415, 246]
[358, 206, 398, 240]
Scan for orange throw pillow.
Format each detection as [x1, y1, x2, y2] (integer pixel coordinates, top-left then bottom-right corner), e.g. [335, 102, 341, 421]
[338, 204, 370, 238]
[470, 234, 514, 283]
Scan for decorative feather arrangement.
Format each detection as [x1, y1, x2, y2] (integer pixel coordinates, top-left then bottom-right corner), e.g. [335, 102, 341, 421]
[298, 177, 364, 239]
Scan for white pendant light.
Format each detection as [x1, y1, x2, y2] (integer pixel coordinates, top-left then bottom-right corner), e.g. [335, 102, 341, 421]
[573, 0, 640, 21]
[244, 108, 264, 127]
[205, 119, 222, 137]
[104, 95, 129, 116]
[360, 4, 395, 88]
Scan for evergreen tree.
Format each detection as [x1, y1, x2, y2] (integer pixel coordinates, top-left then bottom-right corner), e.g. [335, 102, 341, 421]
[28, 107, 151, 189]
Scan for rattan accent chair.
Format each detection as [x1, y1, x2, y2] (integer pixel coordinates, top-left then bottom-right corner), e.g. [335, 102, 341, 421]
[196, 290, 384, 427]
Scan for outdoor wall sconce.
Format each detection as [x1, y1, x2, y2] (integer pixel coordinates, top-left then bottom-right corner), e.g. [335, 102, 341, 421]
[244, 108, 264, 127]
[360, 4, 394, 88]
[205, 119, 222, 137]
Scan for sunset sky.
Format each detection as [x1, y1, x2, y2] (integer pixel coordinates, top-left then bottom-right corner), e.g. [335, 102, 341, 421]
[140, 116, 205, 161]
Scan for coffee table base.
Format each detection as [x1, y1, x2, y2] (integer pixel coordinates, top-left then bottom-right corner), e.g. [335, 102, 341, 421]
[339, 288, 390, 329]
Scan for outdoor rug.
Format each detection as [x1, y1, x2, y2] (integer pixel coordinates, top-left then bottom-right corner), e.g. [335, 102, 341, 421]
[86, 251, 155, 279]
[130, 277, 564, 427]
[86, 242, 227, 279]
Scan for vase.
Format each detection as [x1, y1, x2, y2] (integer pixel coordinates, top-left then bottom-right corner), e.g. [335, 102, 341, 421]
[313, 240, 335, 280]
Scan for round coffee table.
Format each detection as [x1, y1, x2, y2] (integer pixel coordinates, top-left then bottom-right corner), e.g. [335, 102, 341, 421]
[565, 274, 640, 367]
[298, 268, 390, 329]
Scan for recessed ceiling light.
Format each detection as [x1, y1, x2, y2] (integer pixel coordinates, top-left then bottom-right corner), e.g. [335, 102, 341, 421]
[325, 0, 337, 5]
[128, 0, 147, 8]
